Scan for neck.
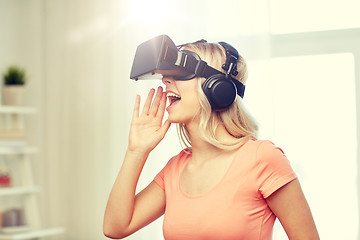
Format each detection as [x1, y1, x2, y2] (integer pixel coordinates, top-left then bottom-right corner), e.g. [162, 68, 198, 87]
[185, 119, 238, 164]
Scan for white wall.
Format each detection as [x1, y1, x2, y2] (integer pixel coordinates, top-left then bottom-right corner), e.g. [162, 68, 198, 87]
[0, 0, 44, 144]
[43, 1, 114, 239]
[1, 0, 114, 239]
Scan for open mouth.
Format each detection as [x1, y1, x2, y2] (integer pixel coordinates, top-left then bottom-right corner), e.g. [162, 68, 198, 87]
[166, 91, 181, 106]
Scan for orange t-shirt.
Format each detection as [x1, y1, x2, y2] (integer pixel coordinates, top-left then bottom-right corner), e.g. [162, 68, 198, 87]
[154, 140, 297, 240]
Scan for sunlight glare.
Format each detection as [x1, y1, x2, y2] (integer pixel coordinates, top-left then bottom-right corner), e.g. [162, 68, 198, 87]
[126, 0, 176, 31]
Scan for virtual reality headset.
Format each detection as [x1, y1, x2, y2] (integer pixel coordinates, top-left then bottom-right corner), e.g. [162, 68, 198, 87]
[130, 35, 245, 99]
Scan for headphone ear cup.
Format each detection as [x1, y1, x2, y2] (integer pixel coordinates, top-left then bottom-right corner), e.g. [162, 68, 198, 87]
[202, 74, 237, 110]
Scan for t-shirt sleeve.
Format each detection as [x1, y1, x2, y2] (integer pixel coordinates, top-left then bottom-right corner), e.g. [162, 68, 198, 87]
[153, 152, 182, 190]
[256, 141, 297, 199]
[154, 165, 166, 190]
[153, 149, 189, 191]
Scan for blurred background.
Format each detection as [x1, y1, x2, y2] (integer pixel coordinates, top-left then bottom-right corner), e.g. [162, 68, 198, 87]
[0, 0, 359, 239]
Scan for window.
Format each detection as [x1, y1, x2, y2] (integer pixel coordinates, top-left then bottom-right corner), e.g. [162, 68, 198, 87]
[270, 53, 358, 239]
[268, 1, 360, 237]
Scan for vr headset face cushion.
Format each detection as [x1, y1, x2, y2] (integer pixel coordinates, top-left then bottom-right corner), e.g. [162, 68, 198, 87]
[202, 74, 237, 110]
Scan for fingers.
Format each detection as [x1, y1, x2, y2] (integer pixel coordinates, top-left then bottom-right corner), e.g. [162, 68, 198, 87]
[141, 87, 165, 117]
[156, 92, 167, 119]
[135, 87, 166, 121]
[159, 120, 171, 138]
[149, 87, 164, 116]
[132, 94, 140, 119]
[141, 88, 155, 116]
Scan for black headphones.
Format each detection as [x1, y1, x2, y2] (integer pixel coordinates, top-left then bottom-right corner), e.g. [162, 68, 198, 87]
[201, 42, 242, 111]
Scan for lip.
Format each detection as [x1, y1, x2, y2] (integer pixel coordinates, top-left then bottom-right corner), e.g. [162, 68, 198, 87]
[166, 90, 181, 112]
[166, 100, 180, 112]
[166, 90, 181, 98]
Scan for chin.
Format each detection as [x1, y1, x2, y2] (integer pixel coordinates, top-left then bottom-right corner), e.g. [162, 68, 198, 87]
[167, 111, 200, 125]
[167, 114, 185, 124]
[167, 117, 182, 124]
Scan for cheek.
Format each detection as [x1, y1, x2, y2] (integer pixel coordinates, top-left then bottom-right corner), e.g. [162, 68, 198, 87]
[177, 79, 202, 114]
[182, 94, 201, 117]
[167, 95, 201, 124]
[183, 90, 200, 106]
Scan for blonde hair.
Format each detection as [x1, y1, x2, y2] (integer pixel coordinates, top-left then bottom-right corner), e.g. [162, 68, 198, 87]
[177, 41, 258, 150]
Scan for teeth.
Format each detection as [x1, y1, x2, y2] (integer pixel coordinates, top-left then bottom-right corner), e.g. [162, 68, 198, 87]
[166, 92, 181, 99]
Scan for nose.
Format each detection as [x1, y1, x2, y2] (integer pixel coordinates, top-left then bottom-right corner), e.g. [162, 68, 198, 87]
[162, 76, 174, 85]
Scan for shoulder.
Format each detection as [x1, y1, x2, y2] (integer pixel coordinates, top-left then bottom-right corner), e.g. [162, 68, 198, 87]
[240, 139, 289, 170]
[162, 148, 192, 173]
[250, 140, 297, 198]
[239, 139, 281, 155]
[250, 140, 294, 177]
[154, 148, 191, 189]
[256, 140, 286, 160]
[243, 139, 284, 156]
[172, 148, 192, 164]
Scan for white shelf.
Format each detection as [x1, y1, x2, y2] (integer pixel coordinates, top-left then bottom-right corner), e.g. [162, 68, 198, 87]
[0, 107, 36, 115]
[0, 106, 64, 238]
[0, 227, 65, 240]
[0, 146, 37, 155]
[0, 186, 40, 196]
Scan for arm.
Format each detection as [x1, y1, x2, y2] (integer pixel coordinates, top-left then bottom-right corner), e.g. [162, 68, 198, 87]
[103, 87, 171, 239]
[266, 179, 320, 240]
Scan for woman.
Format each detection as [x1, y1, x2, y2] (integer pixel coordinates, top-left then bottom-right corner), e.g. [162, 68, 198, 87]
[103, 39, 320, 239]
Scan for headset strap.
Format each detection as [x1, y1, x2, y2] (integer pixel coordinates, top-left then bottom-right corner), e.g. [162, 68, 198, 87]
[176, 52, 245, 98]
[164, 48, 245, 98]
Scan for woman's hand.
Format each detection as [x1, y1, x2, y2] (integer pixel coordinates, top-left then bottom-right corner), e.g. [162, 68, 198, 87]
[104, 87, 168, 238]
[128, 86, 171, 155]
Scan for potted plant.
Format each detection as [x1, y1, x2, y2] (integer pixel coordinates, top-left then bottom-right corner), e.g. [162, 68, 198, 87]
[2, 65, 26, 106]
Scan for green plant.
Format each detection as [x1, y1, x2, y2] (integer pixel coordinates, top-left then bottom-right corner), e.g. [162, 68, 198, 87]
[2, 65, 26, 85]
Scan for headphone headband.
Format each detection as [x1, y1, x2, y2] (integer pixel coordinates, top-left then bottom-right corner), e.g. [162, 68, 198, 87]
[218, 42, 239, 77]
